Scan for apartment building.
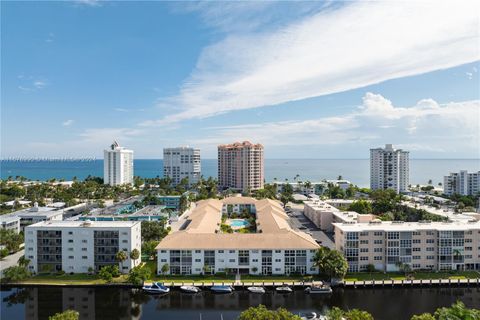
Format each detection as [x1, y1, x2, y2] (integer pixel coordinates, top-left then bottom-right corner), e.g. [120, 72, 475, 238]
[370, 144, 409, 193]
[304, 199, 374, 232]
[333, 220, 480, 272]
[163, 147, 201, 186]
[157, 197, 319, 275]
[0, 215, 21, 233]
[218, 141, 264, 192]
[25, 220, 141, 274]
[104, 141, 134, 186]
[444, 170, 480, 196]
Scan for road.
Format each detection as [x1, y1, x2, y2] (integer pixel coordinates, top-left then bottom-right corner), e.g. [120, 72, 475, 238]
[286, 204, 335, 249]
[0, 249, 24, 276]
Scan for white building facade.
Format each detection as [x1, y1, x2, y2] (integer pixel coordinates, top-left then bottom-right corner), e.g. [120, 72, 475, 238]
[444, 170, 480, 196]
[163, 147, 201, 186]
[104, 141, 134, 186]
[370, 144, 409, 193]
[25, 221, 141, 274]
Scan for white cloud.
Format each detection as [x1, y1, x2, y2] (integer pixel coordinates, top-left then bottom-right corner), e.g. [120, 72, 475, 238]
[45, 32, 54, 43]
[147, 1, 479, 125]
[190, 93, 480, 157]
[33, 81, 47, 89]
[62, 120, 74, 127]
[18, 76, 48, 92]
[74, 0, 102, 7]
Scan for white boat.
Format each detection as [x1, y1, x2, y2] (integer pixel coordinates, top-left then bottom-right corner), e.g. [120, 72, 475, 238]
[304, 282, 332, 294]
[300, 312, 321, 320]
[142, 282, 170, 294]
[180, 285, 201, 293]
[247, 286, 265, 294]
[210, 285, 234, 293]
[275, 286, 293, 293]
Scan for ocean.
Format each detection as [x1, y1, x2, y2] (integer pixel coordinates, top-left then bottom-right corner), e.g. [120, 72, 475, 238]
[1, 159, 479, 188]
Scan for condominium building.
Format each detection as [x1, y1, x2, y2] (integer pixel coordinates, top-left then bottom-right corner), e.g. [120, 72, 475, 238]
[218, 141, 264, 191]
[1, 202, 64, 232]
[104, 141, 134, 186]
[333, 220, 480, 272]
[0, 215, 21, 233]
[304, 199, 374, 232]
[25, 220, 141, 274]
[444, 170, 480, 196]
[370, 144, 409, 193]
[163, 147, 201, 186]
[156, 197, 319, 275]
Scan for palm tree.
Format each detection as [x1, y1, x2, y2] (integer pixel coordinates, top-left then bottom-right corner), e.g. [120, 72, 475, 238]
[116, 250, 128, 271]
[130, 249, 140, 267]
[17, 255, 30, 268]
[161, 263, 169, 275]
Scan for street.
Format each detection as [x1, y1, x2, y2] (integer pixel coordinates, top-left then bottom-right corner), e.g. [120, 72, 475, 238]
[0, 249, 24, 276]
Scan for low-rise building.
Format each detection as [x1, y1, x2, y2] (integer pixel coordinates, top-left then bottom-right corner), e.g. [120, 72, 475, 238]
[304, 199, 374, 232]
[333, 220, 480, 272]
[0, 215, 21, 233]
[25, 220, 141, 274]
[156, 197, 319, 275]
[1, 202, 64, 232]
[158, 195, 182, 211]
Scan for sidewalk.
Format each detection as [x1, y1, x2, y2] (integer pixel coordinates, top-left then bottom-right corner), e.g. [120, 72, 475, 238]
[0, 249, 25, 275]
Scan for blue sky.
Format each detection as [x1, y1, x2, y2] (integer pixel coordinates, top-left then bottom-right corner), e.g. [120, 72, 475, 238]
[1, 1, 479, 159]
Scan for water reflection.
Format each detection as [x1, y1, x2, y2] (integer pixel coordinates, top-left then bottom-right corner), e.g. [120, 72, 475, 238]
[1, 286, 479, 320]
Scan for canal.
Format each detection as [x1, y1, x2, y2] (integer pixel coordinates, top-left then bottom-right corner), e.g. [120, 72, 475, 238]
[1, 286, 479, 320]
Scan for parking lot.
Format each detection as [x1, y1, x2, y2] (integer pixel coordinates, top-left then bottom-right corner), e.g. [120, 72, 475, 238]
[285, 204, 335, 249]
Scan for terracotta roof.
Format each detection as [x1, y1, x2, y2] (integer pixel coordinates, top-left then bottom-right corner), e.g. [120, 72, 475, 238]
[157, 197, 319, 250]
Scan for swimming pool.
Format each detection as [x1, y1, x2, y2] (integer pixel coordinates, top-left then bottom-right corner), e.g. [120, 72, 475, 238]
[229, 219, 249, 228]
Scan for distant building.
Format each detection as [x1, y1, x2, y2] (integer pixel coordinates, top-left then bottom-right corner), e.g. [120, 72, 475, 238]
[370, 144, 409, 193]
[163, 147, 201, 186]
[218, 141, 264, 192]
[158, 195, 182, 211]
[444, 170, 480, 196]
[103, 141, 134, 186]
[0, 215, 21, 233]
[25, 220, 141, 274]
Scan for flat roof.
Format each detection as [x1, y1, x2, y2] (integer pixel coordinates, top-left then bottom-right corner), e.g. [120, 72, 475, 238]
[0, 215, 21, 223]
[333, 220, 480, 232]
[157, 197, 319, 250]
[26, 220, 140, 228]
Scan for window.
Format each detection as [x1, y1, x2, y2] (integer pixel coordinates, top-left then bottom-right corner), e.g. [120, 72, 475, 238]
[161, 259, 167, 262]
[360, 240, 369, 244]
[218, 250, 224, 253]
[275, 259, 281, 262]
[68, 231, 73, 235]
[82, 240, 87, 243]
[426, 247, 435, 252]
[360, 257, 368, 261]
[68, 239, 74, 243]
[229, 259, 235, 263]
[68, 256, 74, 259]
[229, 250, 235, 253]
[195, 259, 201, 262]
[413, 248, 420, 252]
[82, 248, 87, 251]
[122, 240, 128, 243]
[374, 248, 382, 252]
[426, 239, 435, 244]
[413, 239, 421, 244]
[275, 250, 281, 253]
[195, 250, 201, 253]
[374, 256, 382, 261]
[160, 250, 167, 253]
[374, 240, 382, 244]
[360, 248, 369, 253]
[82, 256, 88, 259]
[413, 256, 420, 260]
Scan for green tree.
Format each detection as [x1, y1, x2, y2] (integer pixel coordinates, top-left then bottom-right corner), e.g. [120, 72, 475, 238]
[2, 265, 31, 282]
[127, 265, 152, 285]
[161, 263, 169, 275]
[411, 314, 435, 320]
[130, 249, 140, 267]
[313, 247, 348, 280]
[348, 200, 373, 215]
[49, 310, 79, 320]
[434, 301, 480, 320]
[98, 267, 113, 282]
[344, 309, 374, 320]
[18, 255, 30, 268]
[326, 307, 345, 320]
[142, 240, 159, 260]
[141, 220, 168, 242]
[238, 304, 301, 320]
[116, 250, 128, 271]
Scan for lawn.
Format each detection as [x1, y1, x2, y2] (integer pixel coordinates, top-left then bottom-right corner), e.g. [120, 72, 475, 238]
[14, 273, 129, 285]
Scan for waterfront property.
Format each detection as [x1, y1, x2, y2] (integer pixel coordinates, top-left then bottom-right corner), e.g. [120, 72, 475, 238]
[218, 141, 264, 192]
[163, 147, 201, 186]
[156, 197, 319, 275]
[370, 144, 409, 193]
[304, 199, 375, 232]
[334, 220, 480, 272]
[444, 170, 480, 196]
[24, 220, 141, 274]
[158, 195, 182, 211]
[103, 141, 134, 186]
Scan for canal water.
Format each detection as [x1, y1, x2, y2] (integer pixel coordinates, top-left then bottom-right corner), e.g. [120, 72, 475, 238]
[1, 286, 479, 320]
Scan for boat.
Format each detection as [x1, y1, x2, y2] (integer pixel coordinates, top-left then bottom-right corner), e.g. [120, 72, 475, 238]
[304, 282, 332, 294]
[210, 285, 234, 293]
[275, 286, 293, 293]
[299, 312, 319, 320]
[247, 286, 265, 294]
[142, 282, 170, 294]
[180, 285, 201, 293]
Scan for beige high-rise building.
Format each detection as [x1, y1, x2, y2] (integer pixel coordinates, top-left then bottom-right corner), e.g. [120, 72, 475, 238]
[218, 141, 264, 191]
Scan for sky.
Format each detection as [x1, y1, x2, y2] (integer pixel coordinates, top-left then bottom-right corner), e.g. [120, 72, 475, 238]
[1, 0, 479, 159]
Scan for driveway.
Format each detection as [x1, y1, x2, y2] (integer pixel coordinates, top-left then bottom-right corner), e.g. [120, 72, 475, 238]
[286, 205, 335, 249]
[0, 249, 25, 276]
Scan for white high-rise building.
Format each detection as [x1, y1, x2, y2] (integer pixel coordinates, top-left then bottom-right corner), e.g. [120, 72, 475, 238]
[163, 147, 201, 186]
[370, 144, 409, 193]
[444, 171, 480, 196]
[103, 141, 134, 186]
